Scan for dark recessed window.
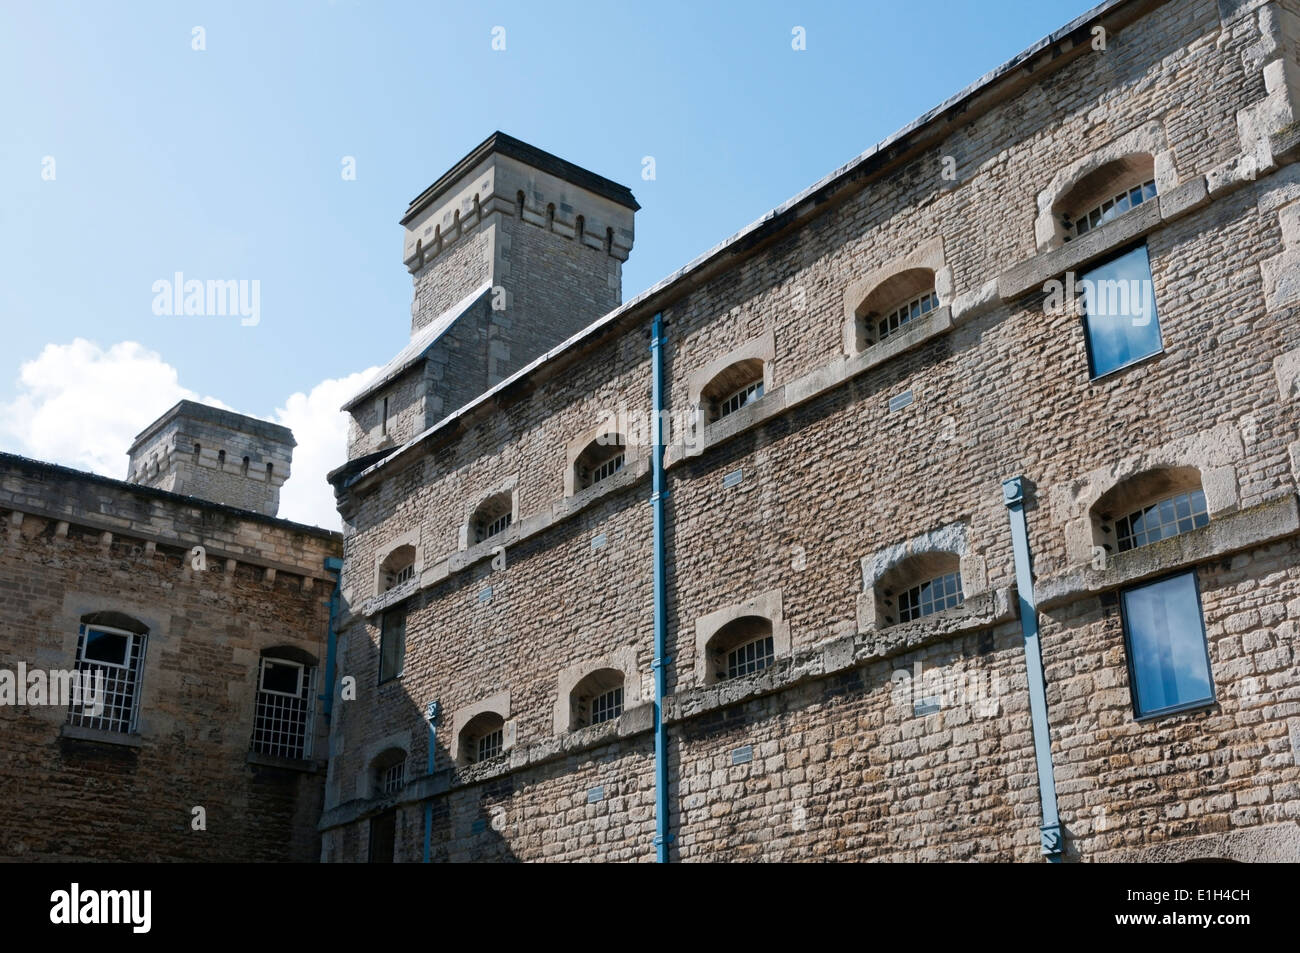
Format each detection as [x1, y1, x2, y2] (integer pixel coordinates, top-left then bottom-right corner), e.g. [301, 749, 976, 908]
[1116, 490, 1209, 552]
[898, 571, 964, 622]
[1082, 244, 1162, 378]
[1121, 570, 1214, 719]
[380, 609, 406, 683]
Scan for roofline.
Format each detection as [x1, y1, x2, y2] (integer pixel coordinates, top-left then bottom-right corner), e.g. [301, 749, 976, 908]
[400, 131, 641, 226]
[127, 399, 295, 455]
[347, 0, 1156, 492]
[0, 451, 341, 541]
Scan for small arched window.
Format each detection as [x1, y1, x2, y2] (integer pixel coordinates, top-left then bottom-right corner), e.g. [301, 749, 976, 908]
[241, 456, 250, 476]
[700, 359, 764, 423]
[470, 492, 513, 544]
[570, 668, 624, 730]
[876, 553, 964, 626]
[516, 190, 526, 217]
[453, 209, 461, 238]
[1056, 155, 1157, 241]
[379, 545, 416, 593]
[217, 449, 226, 467]
[192, 443, 201, 462]
[472, 193, 481, 219]
[605, 227, 614, 254]
[853, 268, 938, 349]
[575, 214, 585, 243]
[705, 616, 774, 683]
[546, 203, 556, 231]
[460, 711, 505, 764]
[1092, 467, 1208, 556]
[372, 747, 407, 796]
[574, 434, 626, 490]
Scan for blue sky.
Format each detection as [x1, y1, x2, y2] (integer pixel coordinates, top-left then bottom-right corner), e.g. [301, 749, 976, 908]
[0, 0, 1093, 526]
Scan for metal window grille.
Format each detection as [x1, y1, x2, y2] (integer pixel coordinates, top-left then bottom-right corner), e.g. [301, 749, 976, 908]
[726, 636, 775, 680]
[475, 728, 503, 762]
[385, 562, 414, 591]
[1116, 489, 1209, 552]
[716, 380, 763, 420]
[1069, 180, 1157, 238]
[477, 511, 512, 542]
[67, 625, 146, 734]
[898, 572, 964, 623]
[381, 758, 405, 795]
[251, 658, 315, 759]
[590, 687, 623, 725]
[588, 453, 624, 487]
[877, 291, 939, 342]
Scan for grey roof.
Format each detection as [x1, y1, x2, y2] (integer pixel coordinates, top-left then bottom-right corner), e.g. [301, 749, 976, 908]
[342, 280, 493, 411]
[128, 399, 295, 455]
[401, 131, 640, 226]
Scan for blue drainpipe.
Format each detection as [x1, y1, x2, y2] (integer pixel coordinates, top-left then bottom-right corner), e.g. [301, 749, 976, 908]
[322, 556, 343, 722]
[650, 311, 672, 863]
[423, 700, 440, 863]
[1002, 476, 1064, 861]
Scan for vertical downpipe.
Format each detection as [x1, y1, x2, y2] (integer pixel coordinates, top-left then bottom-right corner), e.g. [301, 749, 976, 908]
[423, 700, 440, 863]
[1002, 476, 1064, 861]
[322, 556, 343, 723]
[650, 311, 672, 863]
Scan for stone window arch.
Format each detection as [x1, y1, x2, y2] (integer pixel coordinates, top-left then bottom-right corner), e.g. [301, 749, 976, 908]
[378, 544, 416, 593]
[688, 331, 775, 428]
[852, 267, 939, 350]
[569, 668, 624, 729]
[841, 237, 952, 356]
[570, 431, 627, 495]
[693, 590, 791, 686]
[469, 490, 515, 545]
[1054, 154, 1157, 241]
[874, 551, 964, 627]
[1091, 466, 1209, 557]
[459, 711, 506, 764]
[553, 647, 640, 735]
[371, 746, 407, 797]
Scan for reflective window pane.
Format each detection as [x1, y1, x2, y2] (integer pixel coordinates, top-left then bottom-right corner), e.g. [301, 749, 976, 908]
[1082, 244, 1162, 377]
[1121, 571, 1214, 717]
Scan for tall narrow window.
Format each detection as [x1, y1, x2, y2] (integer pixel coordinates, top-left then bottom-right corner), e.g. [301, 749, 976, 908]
[192, 443, 201, 462]
[381, 396, 389, 436]
[1121, 571, 1214, 719]
[380, 609, 406, 683]
[516, 190, 526, 217]
[241, 456, 250, 476]
[575, 215, 585, 243]
[546, 203, 556, 231]
[251, 655, 316, 759]
[368, 809, 396, 863]
[1081, 244, 1162, 378]
[67, 618, 148, 734]
[218, 450, 226, 467]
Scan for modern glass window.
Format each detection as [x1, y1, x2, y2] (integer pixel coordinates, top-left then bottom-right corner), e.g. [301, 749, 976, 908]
[898, 572, 964, 623]
[251, 657, 316, 759]
[1116, 490, 1209, 552]
[589, 687, 623, 725]
[1121, 571, 1214, 718]
[379, 609, 406, 683]
[1069, 180, 1157, 238]
[878, 290, 939, 342]
[1081, 244, 1162, 378]
[726, 636, 775, 679]
[475, 728, 503, 762]
[68, 624, 147, 734]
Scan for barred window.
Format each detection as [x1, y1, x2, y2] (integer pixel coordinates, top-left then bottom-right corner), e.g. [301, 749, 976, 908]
[381, 758, 405, 795]
[717, 381, 763, 420]
[471, 492, 514, 543]
[476, 729, 503, 761]
[590, 687, 623, 725]
[877, 290, 939, 342]
[67, 620, 147, 734]
[380, 545, 416, 593]
[1068, 180, 1157, 238]
[897, 572, 964, 622]
[251, 656, 316, 759]
[726, 636, 774, 679]
[575, 435, 627, 491]
[1116, 489, 1209, 552]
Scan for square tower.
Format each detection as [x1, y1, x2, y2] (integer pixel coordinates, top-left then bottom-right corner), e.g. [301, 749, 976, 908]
[126, 400, 294, 517]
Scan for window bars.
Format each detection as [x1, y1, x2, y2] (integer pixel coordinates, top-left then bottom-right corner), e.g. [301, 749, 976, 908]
[878, 290, 939, 342]
[381, 758, 406, 795]
[251, 657, 315, 759]
[67, 625, 146, 734]
[726, 636, 775, 680]
[589, 686, 623, 725]
[1115, 489, 1209, 552]
[475, 728, 503, 762]
[716, 381, 763, 420]
[1068, 180, 1157, 238]
[897, 572, 964, 623]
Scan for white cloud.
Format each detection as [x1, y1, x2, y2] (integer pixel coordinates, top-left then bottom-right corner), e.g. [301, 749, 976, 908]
[0, 338, 378, 530]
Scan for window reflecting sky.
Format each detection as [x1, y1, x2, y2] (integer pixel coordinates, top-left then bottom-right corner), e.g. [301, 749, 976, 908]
[1123, 572, 1213, 716]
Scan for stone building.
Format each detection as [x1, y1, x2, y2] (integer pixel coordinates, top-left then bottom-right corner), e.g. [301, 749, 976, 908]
[316, 0, 1300, 862]
[0, 402, 341, 861]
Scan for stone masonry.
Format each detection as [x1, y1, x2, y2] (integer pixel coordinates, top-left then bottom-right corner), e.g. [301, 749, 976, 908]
[322, 0, 1300, 862]
[0, 403, 341, 861]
